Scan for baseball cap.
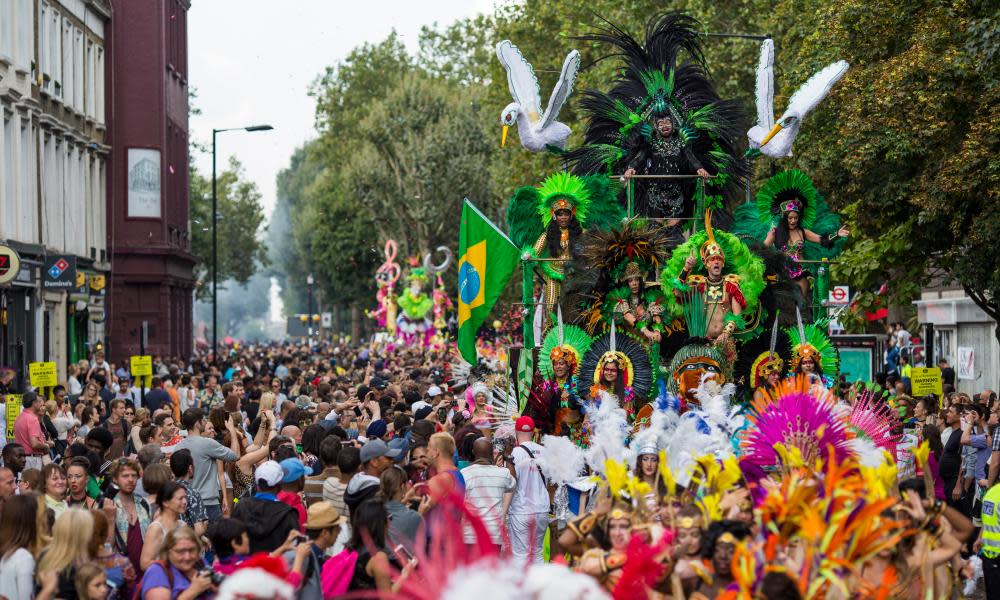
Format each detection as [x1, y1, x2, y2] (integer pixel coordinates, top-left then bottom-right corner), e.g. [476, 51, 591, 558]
[414, 405, 434, 421]
[370, 377, 389, 390]
[365, 419, 388, 439]
[279, 458, 309, 483]
[515, 415, 535, 433]
[427, 385, 442, 397]
[256, 460, 284, 487]
[295, 395, 317, 410]
[304, 501, 348, 530]
[411, 400, 431, 414]
[387, 437, 409, 463]
[360, 439, 402, 463]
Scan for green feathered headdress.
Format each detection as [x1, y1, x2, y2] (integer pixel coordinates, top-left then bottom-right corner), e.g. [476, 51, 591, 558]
[755, 170, 821, 231]
[785, 308, 839, 378]
[537, 172, 591, 228]
[538, 323, 593, 379]
[505, 172, 624, 251]
[407, 267, 428, 283]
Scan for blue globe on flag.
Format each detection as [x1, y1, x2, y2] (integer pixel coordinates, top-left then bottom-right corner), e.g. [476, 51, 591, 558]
[459, 261, 481, 304]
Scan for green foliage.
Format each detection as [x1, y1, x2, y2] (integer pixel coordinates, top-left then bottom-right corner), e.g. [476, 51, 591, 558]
[271, 0, 999, 341]
[190, 157, 269, 300]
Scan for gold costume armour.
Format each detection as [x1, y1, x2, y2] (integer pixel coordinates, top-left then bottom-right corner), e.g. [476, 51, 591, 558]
[533, 227, 572, 329]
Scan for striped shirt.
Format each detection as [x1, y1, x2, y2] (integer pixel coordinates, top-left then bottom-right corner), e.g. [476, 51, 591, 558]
[461, 463, 516, 544]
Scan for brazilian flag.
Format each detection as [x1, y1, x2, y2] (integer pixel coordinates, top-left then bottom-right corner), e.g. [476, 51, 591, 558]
[457, 199, 519, 363]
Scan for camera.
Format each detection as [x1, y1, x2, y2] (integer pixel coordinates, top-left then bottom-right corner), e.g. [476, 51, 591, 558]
[199, 570, 226, 586]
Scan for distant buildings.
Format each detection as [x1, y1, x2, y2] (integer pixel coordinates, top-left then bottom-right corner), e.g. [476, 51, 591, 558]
[105, 0, 195, 361]
[0, 0, 193, 388]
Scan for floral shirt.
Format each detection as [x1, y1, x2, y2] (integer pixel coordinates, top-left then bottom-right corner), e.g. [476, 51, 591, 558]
[177, 479, 208, 528]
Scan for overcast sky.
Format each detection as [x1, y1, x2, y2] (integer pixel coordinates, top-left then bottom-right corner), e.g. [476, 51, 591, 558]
[188, 0, 496, 224]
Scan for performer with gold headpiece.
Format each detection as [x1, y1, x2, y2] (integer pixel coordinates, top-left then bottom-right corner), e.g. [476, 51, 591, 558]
[506, 172, 624, 330]
[526, 306, 592, 437]
[580, 321, 652, 420]
[786, 307, 840, 389]
[749, 316, 786, 399]
[662, 209, 766, 333]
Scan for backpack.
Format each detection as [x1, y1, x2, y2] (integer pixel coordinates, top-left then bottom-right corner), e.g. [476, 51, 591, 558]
[321, 550, 358, 598]
[296, 549, 324, 600]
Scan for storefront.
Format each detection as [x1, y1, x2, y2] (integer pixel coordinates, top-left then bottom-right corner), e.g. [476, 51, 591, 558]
[1, 258, 40, 391]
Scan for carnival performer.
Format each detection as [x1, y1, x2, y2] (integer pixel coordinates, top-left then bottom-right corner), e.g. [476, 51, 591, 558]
[734, 169, 849, 302]
[467, 382, 493, 430]
[609, 262, 666, 346]
[396, 266, 435, 347]
[506, 172, 623, 330]
[526, 313, 591, 439]
[689, 521, 753, 599]
[568, 13, 746, 230]
[786, 308, 840, 389]
[748, 317, 785, 401]
[661, 209, 765, 356]
[579, 322, 651, 421]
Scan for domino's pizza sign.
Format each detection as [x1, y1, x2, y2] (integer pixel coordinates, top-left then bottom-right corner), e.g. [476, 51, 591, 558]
[43, 256, 77, 289]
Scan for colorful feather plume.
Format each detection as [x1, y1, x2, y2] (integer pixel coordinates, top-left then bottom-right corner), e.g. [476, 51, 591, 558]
[741, 377, 851, 470]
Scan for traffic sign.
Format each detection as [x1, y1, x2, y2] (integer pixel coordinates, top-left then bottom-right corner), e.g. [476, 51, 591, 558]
[829, 285, 850, 306]
[0, 245, 21, 285]
[28, 362, 58, 388]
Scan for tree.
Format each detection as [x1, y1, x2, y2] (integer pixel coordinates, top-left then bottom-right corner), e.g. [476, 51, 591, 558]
[345, 71, 495, 254]
[779, 0, 1000, 343]
[190, 157, 269, 299]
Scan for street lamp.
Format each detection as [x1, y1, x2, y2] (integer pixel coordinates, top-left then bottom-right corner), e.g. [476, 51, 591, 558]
[212, 124, 273, 362]
[307, 274, 315, 345]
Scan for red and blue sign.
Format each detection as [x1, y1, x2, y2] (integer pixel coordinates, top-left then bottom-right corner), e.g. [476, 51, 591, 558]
[43, 256, 76, 289]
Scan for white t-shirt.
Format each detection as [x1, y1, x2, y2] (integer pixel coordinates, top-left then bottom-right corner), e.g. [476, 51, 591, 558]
[509, 441, 549, 515]
[461, 463, 516, 544]
[0, 547, 36, 600]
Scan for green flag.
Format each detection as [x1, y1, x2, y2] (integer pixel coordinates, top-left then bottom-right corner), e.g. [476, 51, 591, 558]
[457, 199, 519, 363]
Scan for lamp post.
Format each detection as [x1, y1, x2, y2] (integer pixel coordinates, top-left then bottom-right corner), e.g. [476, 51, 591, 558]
[211, 124, 273, 363]
[307, 274, 315, 346]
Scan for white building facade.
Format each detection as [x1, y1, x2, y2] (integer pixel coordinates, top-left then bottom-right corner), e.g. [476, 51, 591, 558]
[915, 288, 999, 396]
[0, 0, 110, 386]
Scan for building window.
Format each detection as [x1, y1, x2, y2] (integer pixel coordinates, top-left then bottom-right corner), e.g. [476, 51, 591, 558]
[85, 40, 94, 118]
[16, 0, 34, 72]
[20, 117, 38, 242]
[61, 18, 73, 103]
[74, 27, 84, 113]
[96, 47, 105, 124]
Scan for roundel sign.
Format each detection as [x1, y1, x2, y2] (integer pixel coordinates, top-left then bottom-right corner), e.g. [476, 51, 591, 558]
[0, 244, 21, 285]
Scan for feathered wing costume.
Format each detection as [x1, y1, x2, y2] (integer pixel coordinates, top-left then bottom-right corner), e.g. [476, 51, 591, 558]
[506, 172, 624, 330]
[733, 169, 847, 282]
[567, 13, 748, 219]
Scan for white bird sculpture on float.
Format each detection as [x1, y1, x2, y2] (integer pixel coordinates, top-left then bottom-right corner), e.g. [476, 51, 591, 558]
[496, 40, 580, 152]
[748, 38, 849, 158]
